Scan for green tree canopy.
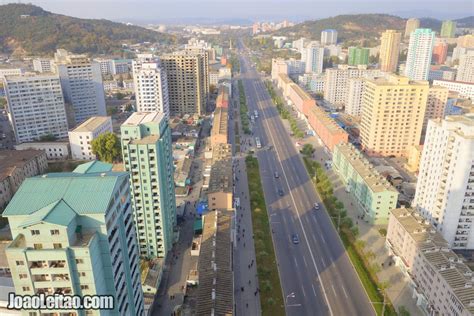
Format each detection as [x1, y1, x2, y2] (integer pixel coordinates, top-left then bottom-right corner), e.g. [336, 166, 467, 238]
[91, 132, 122, 163]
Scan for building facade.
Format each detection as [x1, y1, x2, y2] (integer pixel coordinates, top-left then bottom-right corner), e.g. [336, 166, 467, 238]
[413, 114, 474, 249]
[15, 142, 70, 161]
[432, 42, 448, 65]
[457, 51, 474, 83]
[121, 112, 177, 258]
[4, 74, 69, 144]
[379, 30, 401, 73]
[321, 29, 338, 45]
[3, 161, 145, 316]
[161, 51, 206, 116]
[54, 49, 106, 126]
[360, 75, 429, 157]
[348, 47, 369, 66]
[68, 116, 113, 160]
[133, 58, 170, 118]
[303, 41, 324, 74]
[440, 20, 456, 38]
[404, 29, 435, 81]
[433, 80, 474, 100]
[32, 58, 54, 73]
[333, 143, 399, 225]
[404, 18, 420, 38]
[422, 86, 449, 135]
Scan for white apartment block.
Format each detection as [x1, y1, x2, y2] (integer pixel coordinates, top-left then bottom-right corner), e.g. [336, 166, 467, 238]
[210, 71, 219, 85]
[15, 142, 70, 160]
[386, 208, 474, 316]
[4, 74, 69, 144]
[453, 47, 474, 62]
[32, 58, 54, 73]
[345, 78, 365, 117]
[457, 51, 474, 83]
[0, 68, 23, 80]
[103, 80, 119, 91]
[54, 49, 107, 126]
[433, 80, 474, 100]
[429, 67, 457, 81]
[404, 29, 435, 81]
[414, 114, 474, 249]
[303, 41, 324, 74]
[94, 58, 114, 75]
[68, 116, 113, 160]
[321, 29, 338, 45]
[133, 61, 170, 118]
[292, 37, 309, 53]
[324, 65, 382, 107]
[111, 59, 132, 75]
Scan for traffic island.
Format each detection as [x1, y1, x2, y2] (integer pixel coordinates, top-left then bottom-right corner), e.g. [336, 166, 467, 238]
[245, 155, 285, 315]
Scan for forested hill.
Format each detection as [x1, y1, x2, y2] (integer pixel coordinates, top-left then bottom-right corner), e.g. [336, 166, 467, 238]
[0, 4, 175, 56]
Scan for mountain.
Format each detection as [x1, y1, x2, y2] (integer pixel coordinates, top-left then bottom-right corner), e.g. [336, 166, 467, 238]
[271, 14, 474, 46]
[272, 14, 405, 45]
[0, 4, 175, 55]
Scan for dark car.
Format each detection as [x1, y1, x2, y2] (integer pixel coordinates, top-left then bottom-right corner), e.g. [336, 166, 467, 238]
[292, 234, 300, 244]
[278, 189, 284, 196]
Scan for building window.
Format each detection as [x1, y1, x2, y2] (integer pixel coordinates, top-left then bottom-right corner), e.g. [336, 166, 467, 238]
[16, 260, 25, 266]
[76, 259, 84, 264]
[81, 285, 89, 290]
[22, 286, 30, 291]
[31, 230, 40, 236]
[33, 244, 43, 250]
[19, 273, 28, 279]
[53, 243, 62, 249]
[50, 230, 60, 236]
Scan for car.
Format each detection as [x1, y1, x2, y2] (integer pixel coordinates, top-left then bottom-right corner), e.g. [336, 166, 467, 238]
[274, 171, 279, 178]
[292, 234, 300, 244]
[278, 189, 284, 196]
[313, 203, 320, 210]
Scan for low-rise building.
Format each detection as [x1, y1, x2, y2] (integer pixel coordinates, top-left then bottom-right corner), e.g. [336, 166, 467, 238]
[386, 208, 474, 316]
[68, 116, 113, 160]
[433, 80, 474, 100]
[305, 105, 348, 152]
[333, 143, 399, 225]
[207, 159, 233, 211]
[15, 142, 70, 160]
[0, 150, 48, 210]
[210, 107, 228, 146]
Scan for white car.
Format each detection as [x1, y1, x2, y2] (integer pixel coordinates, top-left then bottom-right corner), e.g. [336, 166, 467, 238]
[313, 203, 320, 210]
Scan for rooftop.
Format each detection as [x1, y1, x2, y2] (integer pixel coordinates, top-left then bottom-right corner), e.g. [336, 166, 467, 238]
[123, 112, 165, 126]
[336, 143, 398, 193]
[208, 159, 233, 194]
[309, 105, 347, 135]
[0, 149, 46, 182]
[3, 161, 126, 217]
[211, 107, 228, 138]
[71, 116, 111, 133]
[196, 210, 233, 316]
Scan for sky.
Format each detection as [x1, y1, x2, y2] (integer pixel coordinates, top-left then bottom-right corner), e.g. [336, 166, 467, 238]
[4, 0, 474, 24]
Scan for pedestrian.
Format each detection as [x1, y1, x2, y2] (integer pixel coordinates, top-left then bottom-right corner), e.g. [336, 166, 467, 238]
[241, 287, 244, 292]
[246, 303, 248, 308]
[244, 242, 246, 247]
[248, 280, 251, 285]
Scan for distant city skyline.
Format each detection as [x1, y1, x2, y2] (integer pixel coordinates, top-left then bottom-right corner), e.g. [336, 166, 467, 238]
[4, 0, 473, 24]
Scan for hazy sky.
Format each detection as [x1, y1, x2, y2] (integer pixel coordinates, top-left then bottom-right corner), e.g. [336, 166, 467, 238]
[7, 0, 474, 23]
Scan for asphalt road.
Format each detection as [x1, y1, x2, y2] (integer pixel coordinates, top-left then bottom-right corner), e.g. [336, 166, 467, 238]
[237, 44, 376, 316]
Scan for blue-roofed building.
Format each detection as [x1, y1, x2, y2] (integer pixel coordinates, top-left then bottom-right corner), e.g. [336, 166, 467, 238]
[3, 161, 145, 315]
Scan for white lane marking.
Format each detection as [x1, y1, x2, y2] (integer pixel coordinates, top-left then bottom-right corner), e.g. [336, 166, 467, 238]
[294, 257, 298, 268]
[254, 79, 334, 316]
[331, 284, 337, 297]
[303, 256, 308, 268]
[312, 284, 317, 297]
[302, 285, 306, 298]
[321, 257, 326, 268]
[320, 234, 327, 244]
[342, 285, 349, 299]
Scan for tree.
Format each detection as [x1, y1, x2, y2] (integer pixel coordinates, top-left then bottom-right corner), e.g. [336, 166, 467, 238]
[91, 132, 122, 163]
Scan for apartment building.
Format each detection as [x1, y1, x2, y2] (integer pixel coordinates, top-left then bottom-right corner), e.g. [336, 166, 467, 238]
[323, 65, 381, 107]
[422, 86, 449, 134]
[433, 80, 474, 100]
[54, 49, 106, 126]
[210, 107, 228, 146]
[303, 41, 324, 74]
[0, 150, 47, 210]
[121, 112, 177, 258]
[68, 116, 113, 160]
[413, 114, 474, 249]
[432, 42, 448, 65]
[348, 47, 369, 66]
[32, 58, 54, 73]
[333, 143, 399, 225]
[457, 51, 474, 83]
[321, 29, 338, 45]
[161, 51, 206, 116]
[133, 59, 170, 118]
[15, 142, 70, 160]
[4, 73, 69, 144]
[345, 78, 365, 117]
[440, 20, 457, 38]
[404, 29, 435, 80]
[386, 208, 474, 316]
[379, 30, 401, 73]
[360, 75, 429, 157]
[404, 18, 420, 38]
[3, 161, 145, 315]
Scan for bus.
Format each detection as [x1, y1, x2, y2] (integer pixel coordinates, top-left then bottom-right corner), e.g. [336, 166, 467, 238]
[255, 137, 261, 149]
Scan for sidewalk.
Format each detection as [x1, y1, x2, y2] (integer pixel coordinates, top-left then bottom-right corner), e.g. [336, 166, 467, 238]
[231, 76, 261, 316]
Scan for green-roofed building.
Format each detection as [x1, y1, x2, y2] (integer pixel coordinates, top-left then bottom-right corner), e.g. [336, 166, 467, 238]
[121, 112, 177, 259]
[3, 161, 145, 316]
